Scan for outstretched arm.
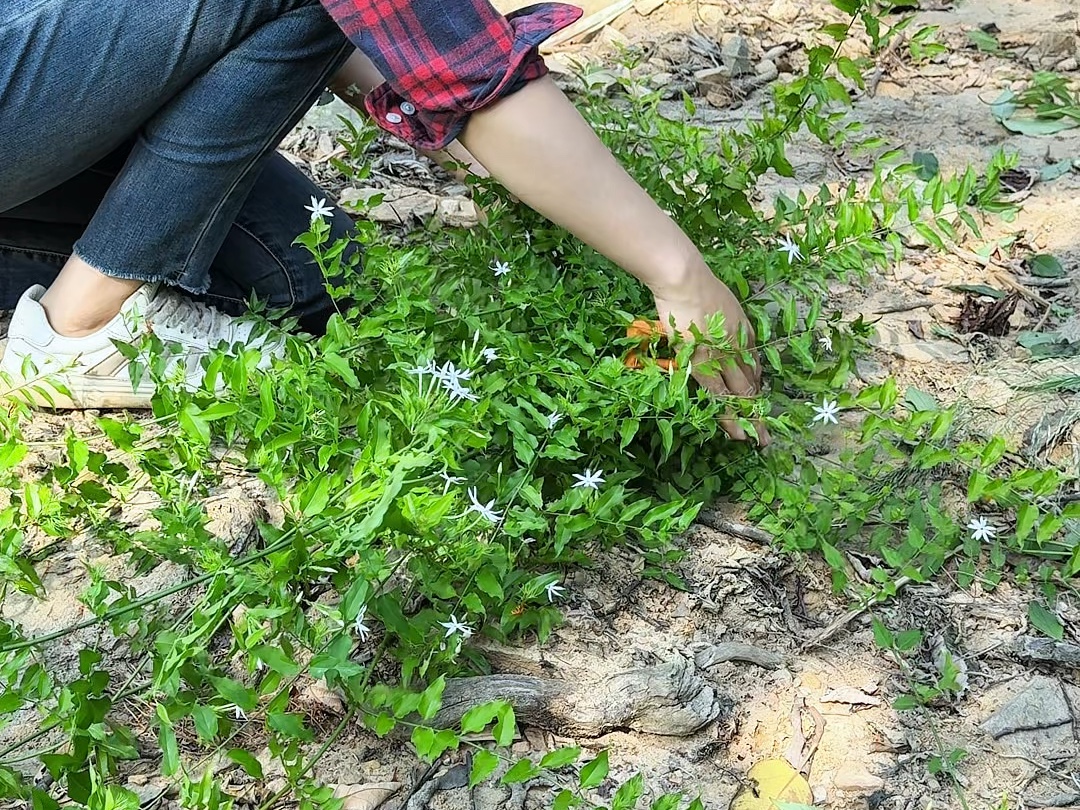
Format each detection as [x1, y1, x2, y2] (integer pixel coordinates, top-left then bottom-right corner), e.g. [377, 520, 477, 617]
[330, 50, 765, 444]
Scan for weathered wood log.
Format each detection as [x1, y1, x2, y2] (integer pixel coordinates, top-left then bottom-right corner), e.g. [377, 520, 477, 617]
[1010, 636, 1080, 668]
[431, 657, 719, 737]
[694, 642, 783, 670]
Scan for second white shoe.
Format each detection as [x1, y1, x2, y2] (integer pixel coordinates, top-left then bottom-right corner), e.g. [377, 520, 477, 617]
[0, 283, 284, 410]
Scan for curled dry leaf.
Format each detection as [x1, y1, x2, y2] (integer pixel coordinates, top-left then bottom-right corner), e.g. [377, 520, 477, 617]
[729, 759, 813, 810]
[330, 783, 403, 810]
[296, 678, 346, 716]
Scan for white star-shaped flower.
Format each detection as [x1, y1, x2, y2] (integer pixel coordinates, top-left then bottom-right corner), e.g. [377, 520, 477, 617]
[436, 361, 472, 388]
[439, 470, 467, 494]
[444, 379, 478, 403]
[967, 517, 997, 543]
[572, 469, 605, 490]
[225, 704, 247, 721]
[407, 360, 438, 393]
[545, 582, 565, 603]
[354, 607, 372, 643]
[819, 334, 833, 352]
[408, 360, 438, 380]
[467, 487, 503, 523]
[547, 411, 562, 430]
[811, 398, 839, 426]
[777, 233, 802, 264]
[492, 260, 512, 278]
[439, 614, 474, 639]
[481, 347, 498, 364]
[305, 196, 335, 223]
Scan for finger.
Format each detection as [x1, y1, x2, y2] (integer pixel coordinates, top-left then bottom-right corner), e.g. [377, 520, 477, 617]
[720, 417, 749, 442]
[720, 361, 755, 399]
[751, 420, 772, 447]
[694, 368, 749, 442]
[730, 325, 763, 392]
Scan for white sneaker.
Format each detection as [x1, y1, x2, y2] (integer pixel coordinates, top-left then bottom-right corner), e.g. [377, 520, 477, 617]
[0, 284, 284, 410]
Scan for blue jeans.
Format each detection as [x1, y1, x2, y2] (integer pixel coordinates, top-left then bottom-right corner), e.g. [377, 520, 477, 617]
[0, 0, 355, 331]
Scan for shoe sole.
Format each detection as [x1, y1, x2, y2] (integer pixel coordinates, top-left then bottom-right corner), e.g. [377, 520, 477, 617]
[1, 373, 152, 410]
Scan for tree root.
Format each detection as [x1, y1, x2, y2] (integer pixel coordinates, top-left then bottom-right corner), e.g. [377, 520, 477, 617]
[431, 656, 720, 737]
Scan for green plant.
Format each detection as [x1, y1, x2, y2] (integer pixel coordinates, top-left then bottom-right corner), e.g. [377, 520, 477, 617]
[992, 71, 1080, 135]
[907, 25, 950, 64]
[1, 1, 1076, 808]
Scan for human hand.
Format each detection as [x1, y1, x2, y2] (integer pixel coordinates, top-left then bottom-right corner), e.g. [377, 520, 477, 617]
[652, 270, 770, 445]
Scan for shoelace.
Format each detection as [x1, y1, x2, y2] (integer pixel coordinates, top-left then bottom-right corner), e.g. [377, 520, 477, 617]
[144, 288, 240, 346]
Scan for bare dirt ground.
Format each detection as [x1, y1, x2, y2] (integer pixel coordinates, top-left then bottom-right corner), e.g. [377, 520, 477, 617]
[3, 0, 1080, 808]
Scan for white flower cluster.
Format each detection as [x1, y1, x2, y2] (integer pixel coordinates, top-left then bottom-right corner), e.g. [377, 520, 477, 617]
[409, 360, 478, 402]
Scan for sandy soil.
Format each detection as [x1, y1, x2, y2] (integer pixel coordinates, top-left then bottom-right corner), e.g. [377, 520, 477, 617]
[2, 0, 1080, 808]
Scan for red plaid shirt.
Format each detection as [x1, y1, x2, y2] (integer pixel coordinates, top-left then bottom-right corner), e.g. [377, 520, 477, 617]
[318, 0, 583, 150]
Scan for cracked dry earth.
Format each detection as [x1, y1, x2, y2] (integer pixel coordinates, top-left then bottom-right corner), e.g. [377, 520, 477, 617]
[4, 0, 1080, 808]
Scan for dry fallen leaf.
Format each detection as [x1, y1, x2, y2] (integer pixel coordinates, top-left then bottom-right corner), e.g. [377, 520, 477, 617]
[296, 679, 346, 715]
[729, 759, 813, 810]
[330, 782, 402, 810]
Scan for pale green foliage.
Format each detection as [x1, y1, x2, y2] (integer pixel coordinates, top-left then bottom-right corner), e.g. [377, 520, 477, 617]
[0, 1, 1075, 808]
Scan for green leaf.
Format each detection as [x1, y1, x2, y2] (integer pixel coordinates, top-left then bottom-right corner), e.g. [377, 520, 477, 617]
[252, 645, 300, 678]
[227, 749, 263, 778]
[1001, 116, 1078, 136]
[0, 692, 23, 714]
[540, 747, 582, 770]
[268, 712, 313, 741]
[156, 706, 179, 776]
[1028, 602, 1064, 641]
[501, 758, 542, 785]
[1029, 254, 1066, 278]
[1016, 503, 1039, 541]
[895, 629, 923, 652]
[178, 404, 210, 445]
[209, 677, 255, 711]
[1041, 159, 1077, 182]
[966, 29, 1001, 52]
[412, 726, 436, 760]
[191, 705, 219, 742]
[494, 703, 516, 747]
[461, 701, 503, 735]
[892, 694, 920, 711]
[324, 352, 362, 388]
[418, 676, 446, 721]
[552, 790, 579, 810]
[200, 402, 239, 421]
[947, 284, 1006, 299]
[913, 151, 940, 181]
[579, 750, 609, 789]
[871, 619, 894, 649]
[374, 713, 396, 736]
[903, 388, 938, 413]
[475, 568, 504, 601]
[1017, 331, 1078, 359]
[469, 750, 500, 787]
[300, 475, 332, 518]
[612, 774, 644, 810]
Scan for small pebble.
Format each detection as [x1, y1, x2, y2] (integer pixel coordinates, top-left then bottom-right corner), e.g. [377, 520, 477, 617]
[756, 60, 779, 82]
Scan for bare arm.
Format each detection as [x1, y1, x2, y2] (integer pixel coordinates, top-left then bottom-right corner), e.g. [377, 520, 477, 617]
[331, 58, 765, 443]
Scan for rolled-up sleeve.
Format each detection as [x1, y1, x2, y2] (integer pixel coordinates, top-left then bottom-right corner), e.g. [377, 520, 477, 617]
[319, 0, 583, 150]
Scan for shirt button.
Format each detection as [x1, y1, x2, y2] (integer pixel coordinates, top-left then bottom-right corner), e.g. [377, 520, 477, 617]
[385, 112, 403, 124]
[400, 102, 416, 115]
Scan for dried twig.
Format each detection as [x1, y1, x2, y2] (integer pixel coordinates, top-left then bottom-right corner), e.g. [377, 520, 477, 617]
[800, 546, 964, 650]
[695, 511, 774, 544]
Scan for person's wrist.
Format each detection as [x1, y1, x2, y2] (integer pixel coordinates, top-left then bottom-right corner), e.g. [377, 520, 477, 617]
[646, 253, 714, 301]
